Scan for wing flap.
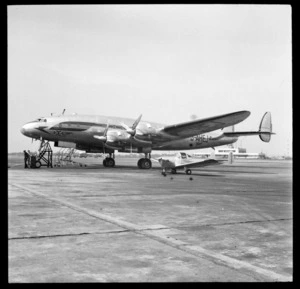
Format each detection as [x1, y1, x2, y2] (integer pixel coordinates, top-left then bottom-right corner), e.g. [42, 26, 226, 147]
[161, 111, 250, 138]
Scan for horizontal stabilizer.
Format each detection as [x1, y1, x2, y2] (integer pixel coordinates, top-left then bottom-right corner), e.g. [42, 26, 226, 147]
[223, 112, 274, 143]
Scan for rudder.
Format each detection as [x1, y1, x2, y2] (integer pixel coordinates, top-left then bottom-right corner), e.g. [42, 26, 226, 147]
[259, 112, 272, 142]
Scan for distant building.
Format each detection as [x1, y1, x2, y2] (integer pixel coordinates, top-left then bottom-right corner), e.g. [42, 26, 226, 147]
[194, 146, 259, 159]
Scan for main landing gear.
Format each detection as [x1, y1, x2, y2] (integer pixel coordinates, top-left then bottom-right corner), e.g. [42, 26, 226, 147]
[137, 153, 152, 169]
[103, 153, 115, 167]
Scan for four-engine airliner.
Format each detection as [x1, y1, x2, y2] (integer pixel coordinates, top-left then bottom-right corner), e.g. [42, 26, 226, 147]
[21, 110, 273, 169]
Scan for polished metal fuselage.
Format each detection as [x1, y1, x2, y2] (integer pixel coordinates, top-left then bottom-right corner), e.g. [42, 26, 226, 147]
[21, 114, 238, 152]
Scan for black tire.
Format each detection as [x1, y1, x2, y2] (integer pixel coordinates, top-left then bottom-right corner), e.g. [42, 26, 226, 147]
[143, 158, 152, 169]
[106, 158, 115, 167]
[35, 161, 41, 168]
[171, 168, 177, 174]
[137, 158, 143, 169]
[103, 159, 107, 167]
[186, 169, 192, 175]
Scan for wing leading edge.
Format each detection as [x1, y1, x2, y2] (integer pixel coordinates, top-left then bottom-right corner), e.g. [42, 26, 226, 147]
[161, 110, 251, 138]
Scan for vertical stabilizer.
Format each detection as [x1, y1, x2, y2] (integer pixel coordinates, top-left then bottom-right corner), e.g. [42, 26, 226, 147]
[259, 112, 272, 142]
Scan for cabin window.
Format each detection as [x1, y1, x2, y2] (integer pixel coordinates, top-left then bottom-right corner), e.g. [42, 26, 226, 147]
[181, 153, 187, 159]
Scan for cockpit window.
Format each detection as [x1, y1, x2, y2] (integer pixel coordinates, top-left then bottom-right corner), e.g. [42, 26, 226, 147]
[34, 118, 47, 122]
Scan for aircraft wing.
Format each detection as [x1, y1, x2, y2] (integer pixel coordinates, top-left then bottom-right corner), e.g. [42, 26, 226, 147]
[174, 159, 223, 169]
[161, 111, 250, 138]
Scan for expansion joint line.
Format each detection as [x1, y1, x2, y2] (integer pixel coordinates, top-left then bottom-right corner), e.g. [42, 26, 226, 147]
[9, 183, 291, 282]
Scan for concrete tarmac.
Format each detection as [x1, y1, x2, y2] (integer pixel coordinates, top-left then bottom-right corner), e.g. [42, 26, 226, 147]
[8, 157, 293, 282]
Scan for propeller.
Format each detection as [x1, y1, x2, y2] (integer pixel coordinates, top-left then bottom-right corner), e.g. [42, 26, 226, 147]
[94, 123, 110, 142]
[120, 114, 142, 137]
[93, 123, 110, 154]
[94, 115, 150, 153]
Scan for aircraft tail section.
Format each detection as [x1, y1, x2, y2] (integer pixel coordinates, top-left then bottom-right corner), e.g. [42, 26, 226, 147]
[222, 112, 274, 142]
[258, 112, 272, 142]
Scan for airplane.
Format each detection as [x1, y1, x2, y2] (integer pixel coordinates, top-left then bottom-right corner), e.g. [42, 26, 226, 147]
[20, 110, 273, 169]
[153, 151, 225, 176]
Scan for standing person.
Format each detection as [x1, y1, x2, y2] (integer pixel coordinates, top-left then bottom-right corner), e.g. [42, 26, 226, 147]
[23, 150, 29, 168]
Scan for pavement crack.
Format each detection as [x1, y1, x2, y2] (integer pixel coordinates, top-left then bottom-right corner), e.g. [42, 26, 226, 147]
[176, 218, 293, 229]
[9, 229, 129, 240]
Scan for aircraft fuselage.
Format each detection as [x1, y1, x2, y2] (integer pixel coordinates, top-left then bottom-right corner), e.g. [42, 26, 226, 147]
[21, 114, 238, 153]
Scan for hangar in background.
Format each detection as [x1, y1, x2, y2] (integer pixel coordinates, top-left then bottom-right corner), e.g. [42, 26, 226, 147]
[193, 146, 259, 159]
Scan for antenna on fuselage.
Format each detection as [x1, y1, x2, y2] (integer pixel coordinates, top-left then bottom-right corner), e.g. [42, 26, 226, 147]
[62, 109, 66, 115]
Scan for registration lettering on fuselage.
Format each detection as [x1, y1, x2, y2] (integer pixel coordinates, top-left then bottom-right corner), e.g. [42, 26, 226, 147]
[52, 130, 72, 136]
[190, 135, 211, 143]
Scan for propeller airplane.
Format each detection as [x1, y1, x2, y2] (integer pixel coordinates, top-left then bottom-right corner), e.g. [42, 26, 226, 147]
[21, 110, 273, 170]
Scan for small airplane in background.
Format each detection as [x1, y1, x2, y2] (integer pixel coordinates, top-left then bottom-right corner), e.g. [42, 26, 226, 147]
[21, 110, 274, 170]
[153, 152, 224, 176]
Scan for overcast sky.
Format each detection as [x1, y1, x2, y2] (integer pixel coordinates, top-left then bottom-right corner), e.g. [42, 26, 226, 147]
[8, 5, 292, 156]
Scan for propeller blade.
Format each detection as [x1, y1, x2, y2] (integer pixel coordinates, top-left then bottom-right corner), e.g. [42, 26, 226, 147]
[132, 114, 142, 130]
[120, 114, 142, 136]
[103, 122, 109, 137]
[94, 122, 110, 142]
[93, 135, 107, 141]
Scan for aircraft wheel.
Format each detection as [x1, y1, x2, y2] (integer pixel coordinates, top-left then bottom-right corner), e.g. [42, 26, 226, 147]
[137, 158, 143, 169]
[143, 158, 152, 169]
[103, 159, 107, 167]
[35, 161, 41, 168]
[106, 158, 115, 167]
[171, 168, 177, 174]
[186, 169, 192, 175]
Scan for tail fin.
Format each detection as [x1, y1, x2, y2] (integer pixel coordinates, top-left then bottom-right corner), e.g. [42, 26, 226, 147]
[259, 112, 272, 142]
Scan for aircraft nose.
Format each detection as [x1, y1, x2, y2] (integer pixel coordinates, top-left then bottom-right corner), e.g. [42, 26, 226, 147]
[20, 126, 25, 135]
[20, 122, 35, 137]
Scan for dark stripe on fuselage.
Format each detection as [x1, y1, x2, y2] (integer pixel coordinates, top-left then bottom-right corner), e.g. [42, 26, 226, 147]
[49, 121, 126, 132]
[36, 127, 50, 134]
[49, 127, 87, 132]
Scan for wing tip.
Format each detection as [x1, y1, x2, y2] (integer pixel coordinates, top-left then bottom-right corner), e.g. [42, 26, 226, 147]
[236, 110, 251, 121]
[240, 110, 251, 117]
